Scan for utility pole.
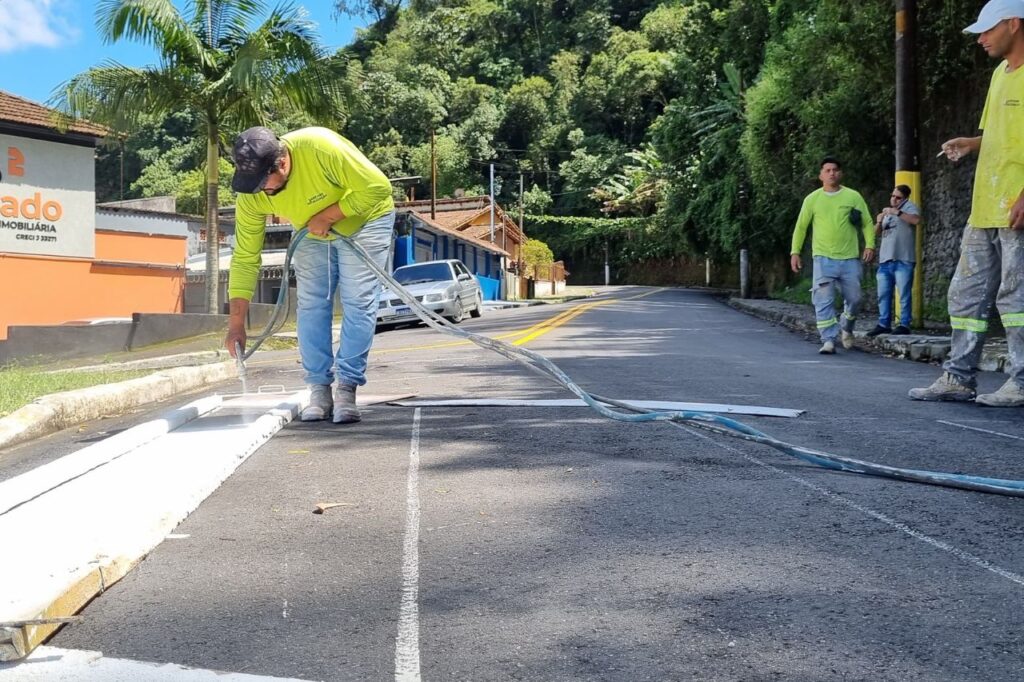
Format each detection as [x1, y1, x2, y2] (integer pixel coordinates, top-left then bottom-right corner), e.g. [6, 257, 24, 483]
[517, 173, 523, 251]
[489, 163, 495, 242]
[430, 129, 437, 221]
[896, 0, 923, 326]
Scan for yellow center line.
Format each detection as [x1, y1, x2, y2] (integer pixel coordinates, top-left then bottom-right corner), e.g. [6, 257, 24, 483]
[368, 300, 593, 354]
[248, 288, 666, 361]
[511, 288, 664, 346]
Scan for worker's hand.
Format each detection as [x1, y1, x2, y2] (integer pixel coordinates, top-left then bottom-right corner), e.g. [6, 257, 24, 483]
[862, 247, 876, 264]
[225, 325, 246, 358]
[306, 213, 332, 237]
[940, 138, 973, 162]
[1011, 192, 1024, 231]
[306, 203, 346, 237]
[790, 253, 802, 273]
[882, 207, 897, 216]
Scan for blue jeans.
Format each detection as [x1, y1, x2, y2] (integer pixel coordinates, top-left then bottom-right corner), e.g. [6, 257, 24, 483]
[876, 260, 914, 329]
[292, 211, 395, 387]
[811, 256, 862, 342]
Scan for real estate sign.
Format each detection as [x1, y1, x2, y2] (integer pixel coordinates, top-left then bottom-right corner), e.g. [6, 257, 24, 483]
[0, 134, 95, 259]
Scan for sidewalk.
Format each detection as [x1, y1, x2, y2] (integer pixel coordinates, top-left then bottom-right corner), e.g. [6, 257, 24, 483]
[728, 297, 1011, 372]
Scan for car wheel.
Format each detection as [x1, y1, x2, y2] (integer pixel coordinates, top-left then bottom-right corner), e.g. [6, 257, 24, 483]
[447, 299, 465, 323]
[469, 293, 483, 318]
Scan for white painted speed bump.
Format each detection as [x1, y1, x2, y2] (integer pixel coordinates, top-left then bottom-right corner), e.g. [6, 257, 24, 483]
[0, 392, 305, 661]
[0, 646, 314, 681]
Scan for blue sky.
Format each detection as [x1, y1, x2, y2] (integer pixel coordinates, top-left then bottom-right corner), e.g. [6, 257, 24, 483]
[0, 0, 366, 106]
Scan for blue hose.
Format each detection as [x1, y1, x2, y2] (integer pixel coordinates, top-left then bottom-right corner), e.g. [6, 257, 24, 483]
[254, 227, 1024, 498]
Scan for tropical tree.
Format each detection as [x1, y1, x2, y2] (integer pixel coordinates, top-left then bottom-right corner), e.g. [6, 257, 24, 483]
[52, 0, 346, 313]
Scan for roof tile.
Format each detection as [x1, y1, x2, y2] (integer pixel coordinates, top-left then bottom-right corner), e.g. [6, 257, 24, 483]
[0, 90, 107, 137]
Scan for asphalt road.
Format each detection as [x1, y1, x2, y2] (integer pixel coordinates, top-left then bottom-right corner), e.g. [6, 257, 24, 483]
[21, 287, 1024, 680]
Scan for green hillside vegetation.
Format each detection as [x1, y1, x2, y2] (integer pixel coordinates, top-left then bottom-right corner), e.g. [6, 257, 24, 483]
[81, 0, 990, 294]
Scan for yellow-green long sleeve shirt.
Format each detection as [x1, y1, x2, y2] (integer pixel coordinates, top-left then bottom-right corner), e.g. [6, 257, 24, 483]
[228, 127, 395, 301]
[790, 187, 875, 260]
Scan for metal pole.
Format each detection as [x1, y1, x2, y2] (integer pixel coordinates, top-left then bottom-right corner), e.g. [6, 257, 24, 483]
[896, 0, 923, 327]
[705, 254, 711, 287]
[518, 173, 524, 236]
[604, 241, 610, 286]
[430, 129, 437, 220]
[489, 163, 495, 242]
[740, 249, 750, 298]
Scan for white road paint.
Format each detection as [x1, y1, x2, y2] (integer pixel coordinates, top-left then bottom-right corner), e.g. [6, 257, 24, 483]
[0, 392, 305, 638]
[0, 646, 313, 681]
[0, 396, 222, 516]
[674, 422, 1024, 589]
[395, 409, 422, 682]
[937, 419, 1024, 443]
[390, 398, 803, 418]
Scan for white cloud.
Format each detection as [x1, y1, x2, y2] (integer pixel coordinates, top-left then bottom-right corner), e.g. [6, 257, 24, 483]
[0, 0, 79, 54]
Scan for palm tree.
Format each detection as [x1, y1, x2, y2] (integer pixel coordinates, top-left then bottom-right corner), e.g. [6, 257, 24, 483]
[53, 0, 346, 313]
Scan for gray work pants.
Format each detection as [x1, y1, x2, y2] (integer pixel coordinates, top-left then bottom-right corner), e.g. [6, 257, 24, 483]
[943, 225, 1024, 387]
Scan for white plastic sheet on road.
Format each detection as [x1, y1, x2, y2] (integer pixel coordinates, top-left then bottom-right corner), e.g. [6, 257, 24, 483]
[390, 398, 804, 418]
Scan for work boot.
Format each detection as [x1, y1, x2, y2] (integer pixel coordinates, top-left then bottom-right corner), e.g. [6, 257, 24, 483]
[841, 330, 855, 349]
[333, 383, 362, 423]
[301, 384, 333, 421]
[975, 379, 1024, 407]
[907, 372, 976, 402]
[819, 340, 836, 355]
[866, 325, 891, 338]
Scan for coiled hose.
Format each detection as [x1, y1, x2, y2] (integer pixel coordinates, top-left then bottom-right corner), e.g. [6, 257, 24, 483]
[242, 227, 1024, 498]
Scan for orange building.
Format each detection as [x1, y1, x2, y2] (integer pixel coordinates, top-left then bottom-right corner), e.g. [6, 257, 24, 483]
[0, 92, 189, 340]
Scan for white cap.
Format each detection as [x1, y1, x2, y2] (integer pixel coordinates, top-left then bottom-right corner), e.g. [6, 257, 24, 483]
[964, 0, 1024, 33]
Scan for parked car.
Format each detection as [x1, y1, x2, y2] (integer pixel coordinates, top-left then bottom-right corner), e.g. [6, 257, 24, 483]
[377, 259, 483, 328]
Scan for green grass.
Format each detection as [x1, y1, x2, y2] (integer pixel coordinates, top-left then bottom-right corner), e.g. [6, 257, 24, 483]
[0, 366, 149, 418]
[256, 336, 300, 351]
[770, 277, 814, 305]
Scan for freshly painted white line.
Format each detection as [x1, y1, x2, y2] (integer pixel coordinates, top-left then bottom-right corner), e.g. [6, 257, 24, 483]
[0, 393, 305, 644]
[937, 419, 1024, 443]
[674, 422, 1024, 588]
[395, 408, 422, 682]
[0, 396, 222, 516]
[389, 399, 803, 418]
[0, 646, 314, 681]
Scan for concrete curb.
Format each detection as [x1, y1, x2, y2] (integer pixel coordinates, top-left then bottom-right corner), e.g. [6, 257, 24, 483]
[728, 298, 1010, 370]
[61, 350, 231, 374]
[0, 361, 237, 453]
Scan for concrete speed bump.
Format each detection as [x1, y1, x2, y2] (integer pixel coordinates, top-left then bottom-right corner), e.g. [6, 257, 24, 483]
[0, 361, 237, 453]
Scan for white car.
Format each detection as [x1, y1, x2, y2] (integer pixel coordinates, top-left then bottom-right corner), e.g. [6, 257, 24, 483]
[377, 260, 484, 328]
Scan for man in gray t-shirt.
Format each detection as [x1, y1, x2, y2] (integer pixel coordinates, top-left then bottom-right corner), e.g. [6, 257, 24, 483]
[867, 184, 922, 336]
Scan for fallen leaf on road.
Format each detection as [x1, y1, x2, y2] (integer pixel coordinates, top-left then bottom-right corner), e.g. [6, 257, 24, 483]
[313, 502, 357, 514]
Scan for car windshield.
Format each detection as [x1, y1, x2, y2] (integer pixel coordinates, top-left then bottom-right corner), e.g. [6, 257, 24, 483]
[393, 263, 454, 285]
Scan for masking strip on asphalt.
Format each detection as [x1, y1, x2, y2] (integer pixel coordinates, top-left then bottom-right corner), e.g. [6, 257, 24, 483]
[674, 420, 1024, 589]
[937, 420, 1024, 443]
[394, 408, 422, 682]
